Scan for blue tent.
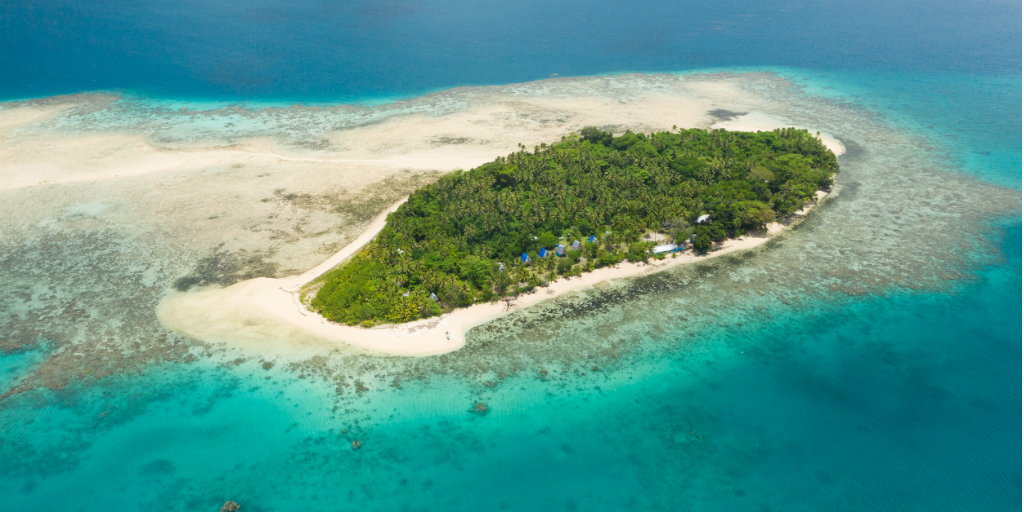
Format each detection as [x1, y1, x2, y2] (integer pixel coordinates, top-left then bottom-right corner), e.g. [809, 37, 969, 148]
[520, 253, 531, 263]
[538, 248, 548, 258]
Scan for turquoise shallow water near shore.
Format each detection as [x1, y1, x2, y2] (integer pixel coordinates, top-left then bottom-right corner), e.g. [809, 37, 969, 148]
[1, 0, 1021, 510]
[773, 69, 1022, 190]
[1, 222, 1019, 511]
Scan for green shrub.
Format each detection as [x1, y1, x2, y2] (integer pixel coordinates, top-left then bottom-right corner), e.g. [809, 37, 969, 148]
[692, 234, 712, 253]
[598, 251, 623, 268]
[556, 258, 574, 275]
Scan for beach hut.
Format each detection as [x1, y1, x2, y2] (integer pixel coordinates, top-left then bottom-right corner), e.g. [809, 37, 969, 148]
[589, 235, 597, 244]
[571, 240, 581, 251]
[652, 243, 681, 254]
[538, 248, 549, 259]
[554, 244, 568, 257]
[520, 252, 531, 264]
[498, 263, 505, 272]
[696, 214, 711, 224]
[429, 292, 438, 301]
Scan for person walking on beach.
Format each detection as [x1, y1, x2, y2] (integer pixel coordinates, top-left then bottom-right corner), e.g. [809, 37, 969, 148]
[446, 331, 450, 340]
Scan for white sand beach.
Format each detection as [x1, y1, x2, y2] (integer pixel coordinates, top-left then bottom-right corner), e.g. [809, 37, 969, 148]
[157, 190, 830, 357]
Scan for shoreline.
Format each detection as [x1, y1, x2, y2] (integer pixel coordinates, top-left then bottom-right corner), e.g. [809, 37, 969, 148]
[158, 190, 831, 357]
[147, 96, 846, 358]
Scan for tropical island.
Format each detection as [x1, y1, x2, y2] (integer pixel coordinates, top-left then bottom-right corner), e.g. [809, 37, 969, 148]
[302, 127, 838, 327]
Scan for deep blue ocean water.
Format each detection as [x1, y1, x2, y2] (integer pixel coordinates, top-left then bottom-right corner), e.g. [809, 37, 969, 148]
[2, 0, 1020, 102]
[1, 1, 1021, 511]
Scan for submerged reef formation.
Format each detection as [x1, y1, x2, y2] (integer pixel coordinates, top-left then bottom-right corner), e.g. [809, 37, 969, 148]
[309, 127, 837, 325]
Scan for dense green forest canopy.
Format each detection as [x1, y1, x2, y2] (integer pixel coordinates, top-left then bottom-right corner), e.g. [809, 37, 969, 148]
[308, 127, 838, 326]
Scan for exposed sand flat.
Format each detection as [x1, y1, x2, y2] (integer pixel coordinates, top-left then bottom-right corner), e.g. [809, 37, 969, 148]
[0, 75, 784, 193]
[0, 103, 75, 131]
[1, 90, 841, 192]
[158, 192, 829, 357]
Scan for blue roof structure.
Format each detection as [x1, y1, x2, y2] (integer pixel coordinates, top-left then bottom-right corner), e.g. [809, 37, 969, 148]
[589, 235, 597, 243]
[652, 243, 683, 254]
[538, 248, 548, 258]
[520, 252, 531, 263]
